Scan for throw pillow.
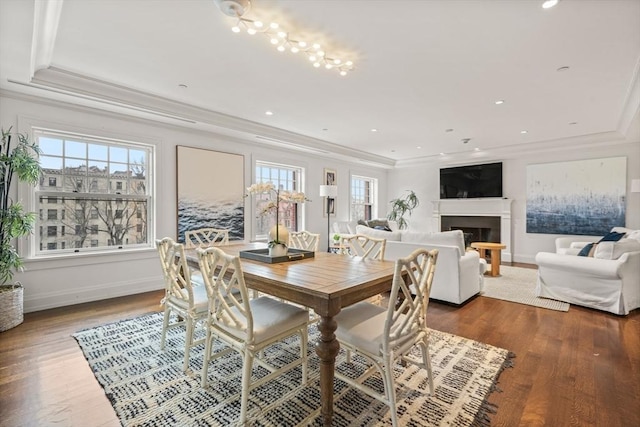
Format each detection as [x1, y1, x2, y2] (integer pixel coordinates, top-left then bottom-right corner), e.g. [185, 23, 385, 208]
[594, 239, 640, 260]
[600, 231, 626, 242]
[577, 243, 597, 257]
[366, 219, 390, 229]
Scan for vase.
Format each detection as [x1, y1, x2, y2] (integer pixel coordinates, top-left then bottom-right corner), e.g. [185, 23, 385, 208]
[268, 243, 288, 257]
[268, 224, 290, 245]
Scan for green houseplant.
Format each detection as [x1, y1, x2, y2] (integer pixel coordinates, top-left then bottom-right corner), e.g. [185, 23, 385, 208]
[0, 127, 41, 331]
[387, 190, 419, 230]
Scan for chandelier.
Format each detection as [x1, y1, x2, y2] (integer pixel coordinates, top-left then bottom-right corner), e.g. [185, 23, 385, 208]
[213, 0, 355, 76]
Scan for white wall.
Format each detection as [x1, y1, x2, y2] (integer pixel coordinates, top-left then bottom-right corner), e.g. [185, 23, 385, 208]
[388, 139, 640, 264]
[1, 94, 388, 313]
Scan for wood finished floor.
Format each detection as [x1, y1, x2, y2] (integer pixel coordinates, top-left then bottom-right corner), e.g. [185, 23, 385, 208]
[1, 265, 639, 427]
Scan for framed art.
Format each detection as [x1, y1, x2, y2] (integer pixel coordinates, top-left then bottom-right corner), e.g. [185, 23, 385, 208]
[526, 156, 626, 235]
[323, 168, 337, 217]
[176, 146, 245, 243]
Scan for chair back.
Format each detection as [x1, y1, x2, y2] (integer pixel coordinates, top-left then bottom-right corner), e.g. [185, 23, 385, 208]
[197, 247, 254, 340]
[341, 234, 387, 260]
[384, 248, 438, 353]
[156, 237, 196, 305]
[289, 230, 320, 252]
[184, 228, 230, 248]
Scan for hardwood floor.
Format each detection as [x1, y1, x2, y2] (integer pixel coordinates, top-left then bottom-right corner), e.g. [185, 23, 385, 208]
[1, 272, 639, 427]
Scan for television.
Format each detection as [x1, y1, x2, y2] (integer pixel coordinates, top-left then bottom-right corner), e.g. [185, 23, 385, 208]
[440, 162, 503, 199]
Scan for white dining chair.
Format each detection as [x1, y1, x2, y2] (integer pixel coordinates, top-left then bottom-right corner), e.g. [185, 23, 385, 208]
[197, 246, 309, 425]
[184, 228, 230, 248]
[288, 230, 320, 252]
[156, 237, 209, 372]
[334, 248, 438, 427]
[340, 234, 387, 260]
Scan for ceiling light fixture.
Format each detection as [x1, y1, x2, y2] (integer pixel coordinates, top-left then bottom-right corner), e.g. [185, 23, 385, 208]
[214, 0, 355, 76]
[495, 100, 505, 105]
[542, 0, 559, 9]
[521, 130, 528, 134]
[265, 111, 273, 115]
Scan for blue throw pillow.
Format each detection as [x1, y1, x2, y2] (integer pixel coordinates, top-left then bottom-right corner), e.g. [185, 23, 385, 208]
[578, 243, 595, 257]
[599, 231, 625, 242]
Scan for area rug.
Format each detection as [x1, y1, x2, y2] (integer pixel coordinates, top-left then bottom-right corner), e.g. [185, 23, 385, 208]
[481, 265, 569, 312]
[73, 312, 514, 426]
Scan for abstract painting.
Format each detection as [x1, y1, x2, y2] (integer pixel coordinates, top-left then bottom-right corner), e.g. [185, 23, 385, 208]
[176, 146, 244, 242]
[526, 157, 626, 235]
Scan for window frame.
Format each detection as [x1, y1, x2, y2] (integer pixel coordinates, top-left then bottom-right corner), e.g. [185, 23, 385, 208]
[252, 160, 306, 242]
[25, 127, 155, 258]
[350, 174, 378, 222]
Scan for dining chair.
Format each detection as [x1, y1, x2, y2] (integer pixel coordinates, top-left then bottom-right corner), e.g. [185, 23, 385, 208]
[340, 234, 387, 260]
[156, 237, 209, 372]
[288, 230, 320, 252]
[184, 228, 230, 248]
[197, 246, 309, 425]
[334, 248, 438, 427]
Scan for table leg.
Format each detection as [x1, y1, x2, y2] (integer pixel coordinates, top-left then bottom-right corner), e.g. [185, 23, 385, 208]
[316, 314, 340, 426]
[490, 249, 501, 276]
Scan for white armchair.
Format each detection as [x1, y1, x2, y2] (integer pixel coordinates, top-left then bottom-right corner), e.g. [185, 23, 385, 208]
[536, 227, 640, 315]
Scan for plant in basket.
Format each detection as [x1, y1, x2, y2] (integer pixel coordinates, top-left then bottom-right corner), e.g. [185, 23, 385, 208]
[1, 127, 41, 331]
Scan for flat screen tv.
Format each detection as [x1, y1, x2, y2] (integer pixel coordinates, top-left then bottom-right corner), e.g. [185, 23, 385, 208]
[440, 162, 503, 199]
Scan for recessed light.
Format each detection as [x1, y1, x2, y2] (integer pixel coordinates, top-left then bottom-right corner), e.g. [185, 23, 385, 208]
[542, 0, 559, 9]
[439, 153, 445, 156]
[417, 146, 422, 149]
[521, 130, 528, 134]
[265, 111, 274, 116]
[461, 138, 471, 144]
[178, 84, 188, 88]
[391, 149, 395, 153]
[495, 100, 505, 105]
[569, 122, 578, 125]
[322, 128, 328, 131]
[474, 148, 481, 151]
[445, 128, 454, 133]
[557, 66, 570, 72]
[371, 128, 378, 132]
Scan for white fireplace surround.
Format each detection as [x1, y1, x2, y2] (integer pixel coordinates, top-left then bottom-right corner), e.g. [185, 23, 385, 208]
[432, 198, 514, 262]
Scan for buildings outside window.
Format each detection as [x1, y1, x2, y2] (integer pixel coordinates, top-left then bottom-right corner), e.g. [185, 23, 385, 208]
[34, 129, 153, 254]
[351, 175, 377, 222]
[253, 161, 305, 240]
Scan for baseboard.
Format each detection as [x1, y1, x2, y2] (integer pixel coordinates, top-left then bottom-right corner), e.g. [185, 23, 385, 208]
[24, 275, 163, 313]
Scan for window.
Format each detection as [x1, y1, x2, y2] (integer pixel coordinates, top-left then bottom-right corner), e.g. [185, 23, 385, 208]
[47, 226, 57, 237]
[351, 175, 378, 222]
[34, 129, 153, 254]
[253, 161, 305, 240]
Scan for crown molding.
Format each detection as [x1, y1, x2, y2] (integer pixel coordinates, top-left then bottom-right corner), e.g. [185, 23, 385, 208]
[15, 67, 395, 168]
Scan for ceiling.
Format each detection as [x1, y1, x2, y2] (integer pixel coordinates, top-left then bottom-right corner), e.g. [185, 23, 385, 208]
[1, 0, 639, 168]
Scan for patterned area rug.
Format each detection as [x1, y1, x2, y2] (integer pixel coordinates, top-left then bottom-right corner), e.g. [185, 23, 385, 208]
[73, 312, 514, 426]
[481, 266, 570, 312]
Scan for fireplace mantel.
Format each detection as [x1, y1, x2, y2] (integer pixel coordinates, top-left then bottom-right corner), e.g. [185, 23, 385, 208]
[432, 198, 514, 262]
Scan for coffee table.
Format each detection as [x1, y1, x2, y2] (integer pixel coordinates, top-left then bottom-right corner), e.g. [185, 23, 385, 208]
[471, 242, 506, 277]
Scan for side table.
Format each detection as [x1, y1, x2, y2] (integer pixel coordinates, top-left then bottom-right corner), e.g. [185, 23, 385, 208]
[471, 242, 506, 277]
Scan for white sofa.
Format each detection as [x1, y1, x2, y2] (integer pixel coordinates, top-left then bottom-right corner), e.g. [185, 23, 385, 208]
[355, 225, 485, 305]
[535, 228, 640, 315]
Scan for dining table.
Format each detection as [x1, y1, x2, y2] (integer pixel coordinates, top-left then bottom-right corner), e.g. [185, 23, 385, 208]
[184, 242, 397, 426]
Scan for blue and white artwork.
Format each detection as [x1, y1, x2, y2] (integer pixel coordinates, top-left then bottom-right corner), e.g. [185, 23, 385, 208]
[526, 157, 626, 235]
[177, 146, 244, 242]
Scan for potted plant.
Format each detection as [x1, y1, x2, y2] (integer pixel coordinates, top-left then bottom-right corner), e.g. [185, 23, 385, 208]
[387, 190, 419, 230]
[0, 127, 41, 332]
[246, 182, 307, 257]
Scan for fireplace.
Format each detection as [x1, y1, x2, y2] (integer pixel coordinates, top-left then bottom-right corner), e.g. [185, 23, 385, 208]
[431, 198, 513, 262]
[441, 215, 501, 247]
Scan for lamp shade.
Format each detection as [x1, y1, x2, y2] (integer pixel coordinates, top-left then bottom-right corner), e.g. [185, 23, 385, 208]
[319, 185, 338, 197]
[631, 179, 640, 193]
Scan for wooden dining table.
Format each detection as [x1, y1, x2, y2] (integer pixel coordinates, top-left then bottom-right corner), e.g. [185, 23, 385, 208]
[184, 242, 397, 426]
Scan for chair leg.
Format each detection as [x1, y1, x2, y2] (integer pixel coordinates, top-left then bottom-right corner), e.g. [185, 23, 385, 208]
[200, 328, 213, 388]
[383, 354, 398, 427]
[239, 348, 253, 425]
[183, 316, 194, 372]
[424, 340, 434, 395]
[300, 328, 308, 383]
[346, 349, 352, 363]
[160, 308, 171, 349]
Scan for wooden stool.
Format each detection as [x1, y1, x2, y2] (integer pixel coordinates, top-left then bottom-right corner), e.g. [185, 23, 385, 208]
[471, 242, 506, 277]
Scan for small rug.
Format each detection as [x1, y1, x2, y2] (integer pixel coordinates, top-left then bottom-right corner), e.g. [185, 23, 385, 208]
[481, 265, 569, 312]
[73, 312, 514, 426]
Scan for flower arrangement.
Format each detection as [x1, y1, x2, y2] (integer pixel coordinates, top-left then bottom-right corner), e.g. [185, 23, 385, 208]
[246, 182, 307, 247]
